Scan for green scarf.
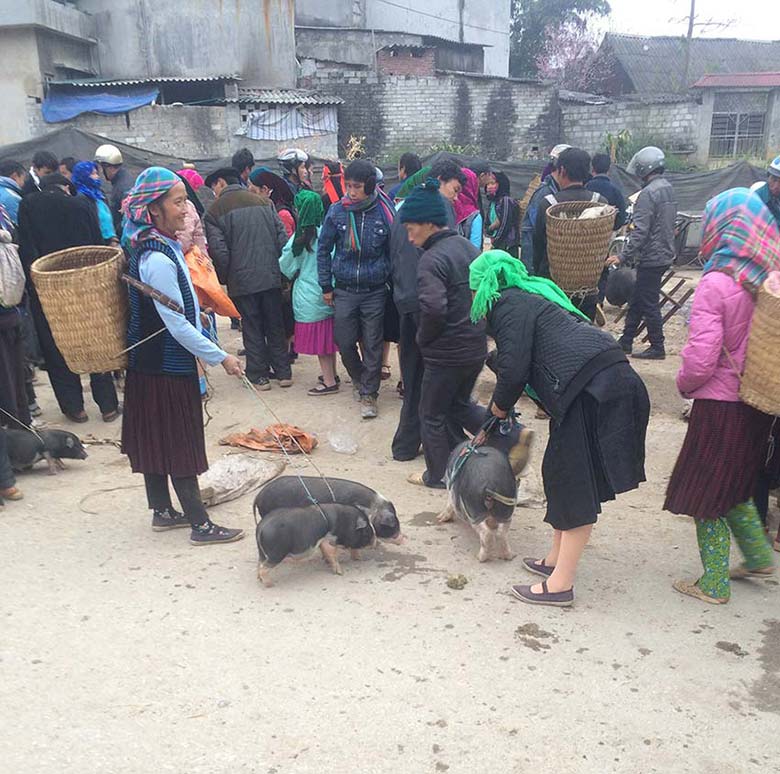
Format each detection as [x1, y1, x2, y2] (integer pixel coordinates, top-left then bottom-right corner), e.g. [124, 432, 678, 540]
[396, 166, 432, 199]
[292, 188, 324, 256]
[469, 249, 589, 323]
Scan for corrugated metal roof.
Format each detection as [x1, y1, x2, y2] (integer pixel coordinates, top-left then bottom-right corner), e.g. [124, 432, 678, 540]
[694, 72, 780, 88]
[603, 33, 780, 94]
[233, 88, 343, 105]
[50, 75, 239, 87]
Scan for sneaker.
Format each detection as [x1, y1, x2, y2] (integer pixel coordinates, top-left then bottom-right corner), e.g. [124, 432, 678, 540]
[634, 346, 666, 360]
[190, 521, 245, 545]
[617, 337, 632, 355]
[253, 377, 272, 391]
[361, 395, 378, 420]
[278, 378, 293, 388]
[151, 508, 190, 532]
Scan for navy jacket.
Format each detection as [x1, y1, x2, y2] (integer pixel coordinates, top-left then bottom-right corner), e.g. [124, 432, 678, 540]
[317, 197, 394, 293]
[586, 174, 627, 229]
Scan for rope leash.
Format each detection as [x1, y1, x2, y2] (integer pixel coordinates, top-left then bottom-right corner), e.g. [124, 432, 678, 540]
[0, 406, 45, 443]
[239, 374, 335, 526]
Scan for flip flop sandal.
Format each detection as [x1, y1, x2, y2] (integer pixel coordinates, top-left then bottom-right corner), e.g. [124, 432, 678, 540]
[672, 578, 728, 604]
[730, 564, 775, 580]
[407, 471, 445, 489]
[102, 408, 122, 423]
[511, 580, 574, 607]
[308, 383, 339, 396]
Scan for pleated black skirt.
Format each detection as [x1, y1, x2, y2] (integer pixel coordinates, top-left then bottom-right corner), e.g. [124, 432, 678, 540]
[121, 370, 208, 477]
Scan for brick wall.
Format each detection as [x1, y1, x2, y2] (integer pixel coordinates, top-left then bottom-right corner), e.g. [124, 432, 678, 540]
[376, 48, 436, 77]
[561, 99, 700, 157]
[302, 65, 558, 161]
[27, 103, 338, 161]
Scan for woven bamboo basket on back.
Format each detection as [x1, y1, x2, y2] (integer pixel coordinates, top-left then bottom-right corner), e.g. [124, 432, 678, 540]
[31, 246, 128, 374]
[740, 278, 780, 415]
[517, 174, 542, 223]
[545, 200, 616, 294]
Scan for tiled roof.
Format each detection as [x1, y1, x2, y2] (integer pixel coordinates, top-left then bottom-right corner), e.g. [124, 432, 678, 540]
[233, 88, 343, 106]
[694, 72, 780, 88]
[603, 33, 780, 94]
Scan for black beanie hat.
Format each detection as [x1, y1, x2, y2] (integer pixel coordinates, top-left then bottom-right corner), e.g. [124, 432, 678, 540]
[399, 178, 448, 226]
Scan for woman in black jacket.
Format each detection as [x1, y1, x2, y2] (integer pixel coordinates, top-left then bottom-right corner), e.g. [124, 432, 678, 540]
[470, 250, 650, 607]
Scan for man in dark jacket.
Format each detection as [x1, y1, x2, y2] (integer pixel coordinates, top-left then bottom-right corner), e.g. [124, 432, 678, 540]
[533, 148, 607, 321]
[586, 153, 627, 230]
[95, 144, 133, 235]
[21, 151, 58, 197]
[390, 182, 457, 460]
[617, 146, 677, 360]
[399, 179, 486, 489]
[317, 159, 395, 420]
[17, 174, 119, 422]
[204, 168, 290, 388]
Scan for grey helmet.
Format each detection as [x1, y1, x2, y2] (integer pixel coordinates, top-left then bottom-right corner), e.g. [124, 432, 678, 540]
[627, 146, 665, 179]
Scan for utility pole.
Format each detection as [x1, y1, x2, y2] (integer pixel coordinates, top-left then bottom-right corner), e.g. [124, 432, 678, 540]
[681, 0, 695, 91]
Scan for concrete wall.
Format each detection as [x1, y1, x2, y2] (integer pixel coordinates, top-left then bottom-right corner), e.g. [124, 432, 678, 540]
[75, 0, 296, 87]
[303, 65, 556, 160]
[0, 29, 44, 146]
[27, 103, 338, 162]
[0, 0, 96, 40]
[561, 100, 700, 158]
[296, 0, 511, 77]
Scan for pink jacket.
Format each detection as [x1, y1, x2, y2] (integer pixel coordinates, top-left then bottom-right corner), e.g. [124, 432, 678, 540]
[677, 271, 754, 401]
[176, 199, 208, 255]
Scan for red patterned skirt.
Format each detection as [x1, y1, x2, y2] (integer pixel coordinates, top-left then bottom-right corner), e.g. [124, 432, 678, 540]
[664, 399, 773, 520]
[121, 371, 208, 477]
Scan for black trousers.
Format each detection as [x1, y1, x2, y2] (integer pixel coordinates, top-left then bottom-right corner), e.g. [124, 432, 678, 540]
[232, 288, 291, 382]
[333, 286, 386, 397]
[0, 319, 32, 427]
[29, 293, 118, 416]
[419, 361, 483, 485]
[392, 313, 424, 460]
[621, 265, 667, 348]
[144, 473, 208, 526]
[0, 428, 15, 490]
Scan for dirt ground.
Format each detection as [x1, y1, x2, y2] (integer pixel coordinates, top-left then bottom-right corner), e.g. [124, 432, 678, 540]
[2, 283, 779, 774]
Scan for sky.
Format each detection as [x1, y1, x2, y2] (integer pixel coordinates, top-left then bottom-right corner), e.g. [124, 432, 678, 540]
[604, 0, 780, 40]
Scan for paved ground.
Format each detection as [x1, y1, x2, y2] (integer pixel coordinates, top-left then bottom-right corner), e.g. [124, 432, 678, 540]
[2, 305, 778, 774]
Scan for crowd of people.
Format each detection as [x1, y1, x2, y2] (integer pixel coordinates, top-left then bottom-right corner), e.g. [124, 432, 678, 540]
[0, 138, 778, 606]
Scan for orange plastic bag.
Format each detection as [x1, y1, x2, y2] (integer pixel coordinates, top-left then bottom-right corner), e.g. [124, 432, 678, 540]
[219, 424, 318, 455]
[184, 245, 240, 319]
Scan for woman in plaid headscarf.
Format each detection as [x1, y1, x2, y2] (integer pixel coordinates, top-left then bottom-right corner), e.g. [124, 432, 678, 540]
[121, 167, 244, 546]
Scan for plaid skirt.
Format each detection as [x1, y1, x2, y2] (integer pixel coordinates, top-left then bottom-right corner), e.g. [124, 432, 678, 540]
[121, 370, 208, 477]
[664, 399, 773, 520]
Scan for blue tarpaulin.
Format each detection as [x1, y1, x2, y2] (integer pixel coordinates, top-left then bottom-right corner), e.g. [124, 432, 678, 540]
[42, 86, 160, 123]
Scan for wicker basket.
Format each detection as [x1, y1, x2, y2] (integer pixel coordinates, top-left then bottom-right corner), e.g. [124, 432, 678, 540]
[545, 200, 616, 294]
[740, 280, 780, 415]
[517, 174, 542, 223]
[31, 246, 128, 374]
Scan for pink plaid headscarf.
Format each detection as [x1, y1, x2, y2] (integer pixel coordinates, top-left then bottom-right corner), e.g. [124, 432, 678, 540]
[177, 168, 204, 191]
[453, 167, 479, 224]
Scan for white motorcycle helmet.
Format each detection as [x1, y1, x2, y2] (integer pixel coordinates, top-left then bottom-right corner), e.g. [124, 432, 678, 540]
[550, 143, 571, 161]
[278, 148, 309, 175]
[94, 144, 123, 166]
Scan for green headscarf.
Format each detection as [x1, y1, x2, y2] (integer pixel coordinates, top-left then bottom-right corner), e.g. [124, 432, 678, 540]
[396, 165, 432, 200]
[469, 249, 589, 323]
[292, 188, 325, 256]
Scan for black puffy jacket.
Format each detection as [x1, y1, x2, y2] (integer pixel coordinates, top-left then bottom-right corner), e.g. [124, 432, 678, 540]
[416, 229, 486, 367]
[487, 287, 626, 422]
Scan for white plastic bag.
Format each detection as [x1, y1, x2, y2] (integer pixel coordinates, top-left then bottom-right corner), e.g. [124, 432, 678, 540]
[0, 230, 25, 308]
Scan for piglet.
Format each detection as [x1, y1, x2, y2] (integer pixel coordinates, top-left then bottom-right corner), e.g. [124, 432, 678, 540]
[438, 441, 517, 562]
[255, 503, 374, 587]
[254, 476, 402, 543]
[5, 428, 88, 474]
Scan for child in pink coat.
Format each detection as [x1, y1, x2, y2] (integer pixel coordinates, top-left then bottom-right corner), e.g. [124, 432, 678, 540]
[665, 188, 779, 604]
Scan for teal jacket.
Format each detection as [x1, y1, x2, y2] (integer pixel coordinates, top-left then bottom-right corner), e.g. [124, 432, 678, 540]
[279, 228, 334, 324]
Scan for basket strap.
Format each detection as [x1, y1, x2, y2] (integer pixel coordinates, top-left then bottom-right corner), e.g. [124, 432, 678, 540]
[721, 345, 743, 379]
